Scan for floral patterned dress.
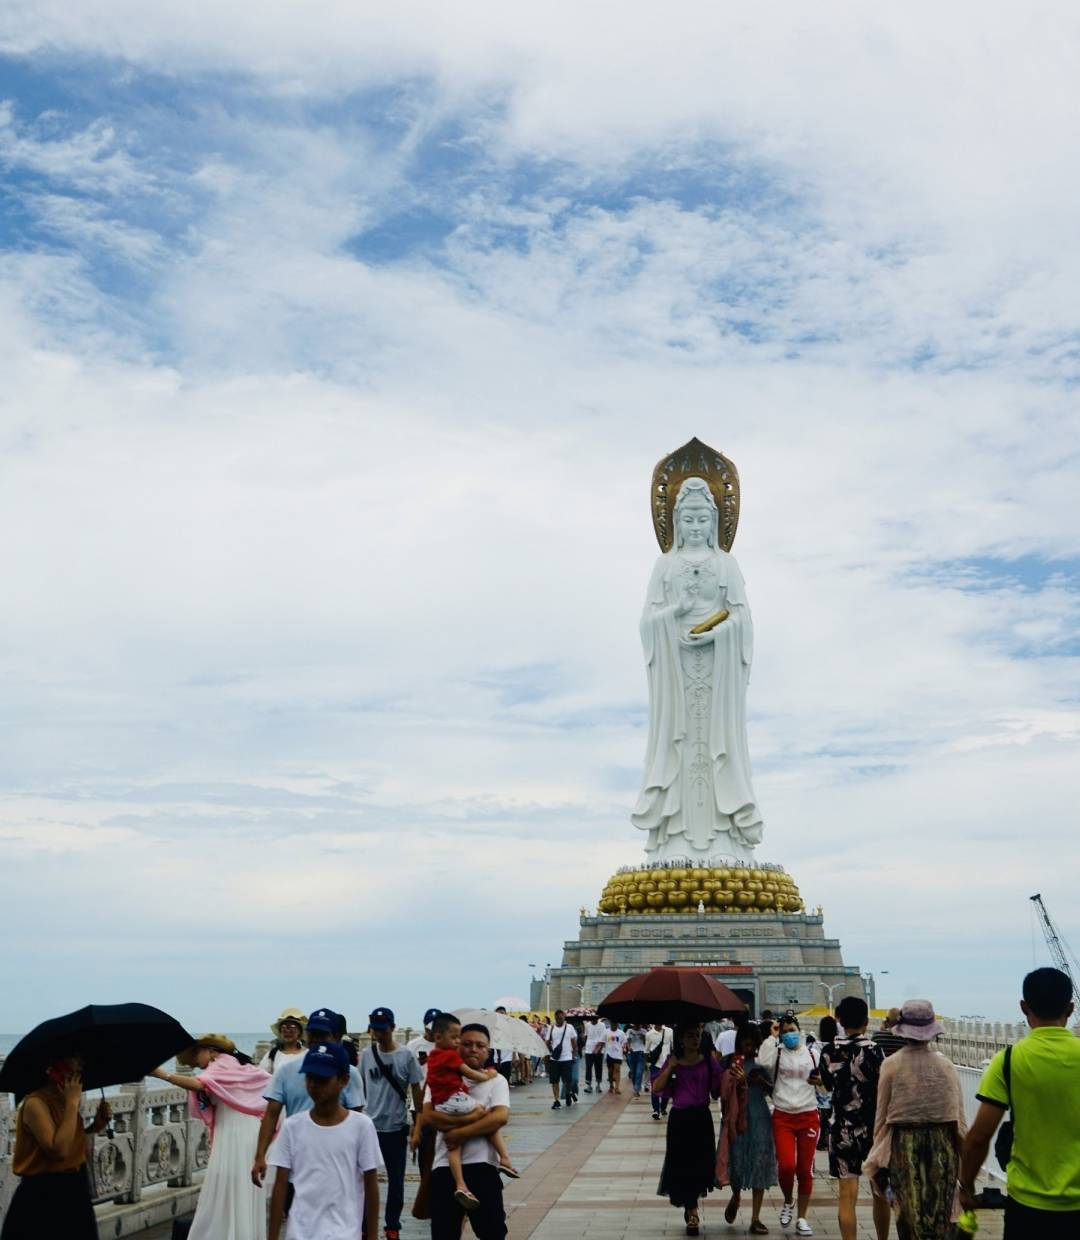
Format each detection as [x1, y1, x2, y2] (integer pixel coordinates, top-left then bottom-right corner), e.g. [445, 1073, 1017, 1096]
[729, 1069, 778, 1190]
[818, 1034, 884, 1177]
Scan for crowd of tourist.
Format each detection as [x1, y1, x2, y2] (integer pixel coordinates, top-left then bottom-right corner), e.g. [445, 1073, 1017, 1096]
[3, 968, 1078, 1240]
[702, 968, 1078, 1240]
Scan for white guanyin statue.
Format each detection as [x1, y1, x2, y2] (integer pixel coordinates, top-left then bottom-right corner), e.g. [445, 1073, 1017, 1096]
[631, 454, 765, 865]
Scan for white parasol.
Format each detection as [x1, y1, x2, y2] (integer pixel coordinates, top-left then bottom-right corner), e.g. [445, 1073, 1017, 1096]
[492, 996, 530, 1011]
[451, 1008, 549, 1057]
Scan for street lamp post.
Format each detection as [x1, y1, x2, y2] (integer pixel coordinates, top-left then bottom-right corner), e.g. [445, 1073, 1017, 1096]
[860, 970, 888, 1010]
[818, 981, 844, 1011]
[529, 962, 553, 1015]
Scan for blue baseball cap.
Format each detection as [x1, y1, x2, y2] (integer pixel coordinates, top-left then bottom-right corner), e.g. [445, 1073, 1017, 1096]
[369, 1007, 395, 1030]
[306, 1008, 337, 1035]
[423, 1008, 442, 1026]
[302, 1042, 350, 1078]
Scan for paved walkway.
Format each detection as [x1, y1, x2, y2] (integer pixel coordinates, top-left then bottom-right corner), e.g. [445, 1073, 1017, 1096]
[506, 1083, 1005, 1239]
[143, 1076, 1006, 1239]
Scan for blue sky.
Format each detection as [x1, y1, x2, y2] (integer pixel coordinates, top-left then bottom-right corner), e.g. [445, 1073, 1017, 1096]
[2, 2, 1080, 1032]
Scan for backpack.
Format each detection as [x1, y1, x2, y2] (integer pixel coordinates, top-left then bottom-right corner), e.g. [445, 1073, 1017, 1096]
[993, 1045, 1014, 1170]
[772, 1040, 818, 1097]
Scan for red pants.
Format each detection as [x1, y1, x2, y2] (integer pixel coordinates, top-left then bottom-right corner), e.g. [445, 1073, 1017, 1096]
[772, 1108, 818, 1199]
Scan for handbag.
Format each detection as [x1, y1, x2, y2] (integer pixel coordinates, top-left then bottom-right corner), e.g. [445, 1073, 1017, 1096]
[993, 1044, 1014, 1170]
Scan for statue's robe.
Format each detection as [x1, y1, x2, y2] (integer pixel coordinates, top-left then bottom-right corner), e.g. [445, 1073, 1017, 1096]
[631, 548, 764, 859]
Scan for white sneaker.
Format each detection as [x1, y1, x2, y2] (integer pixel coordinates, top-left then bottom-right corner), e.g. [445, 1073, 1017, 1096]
[795, 1220, 813, 1237]
[779, 1202, 794, 1227]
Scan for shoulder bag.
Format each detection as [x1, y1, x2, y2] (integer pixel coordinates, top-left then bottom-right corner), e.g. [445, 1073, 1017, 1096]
[550, 1026, 567, 1059]
[370, 1043, 409, 1106]
[993, 1044, 1014, 1170]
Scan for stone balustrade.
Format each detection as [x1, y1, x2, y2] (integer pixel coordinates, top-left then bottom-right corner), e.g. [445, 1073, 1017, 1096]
[940, 1018, 1028, 1067]
[0, 1029, 421, 1235]
[0, 1078, 209, 1235]
[941, 1016, 1080, 1067]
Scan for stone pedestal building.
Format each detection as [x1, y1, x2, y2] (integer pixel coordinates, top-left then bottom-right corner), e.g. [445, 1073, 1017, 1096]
[533, 866, 865, 1016]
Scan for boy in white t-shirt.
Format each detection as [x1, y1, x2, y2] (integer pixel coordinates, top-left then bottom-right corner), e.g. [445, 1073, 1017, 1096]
[605, 1023, 627, 1094]
[583, 1018, 606, 1093]
[268, 1042, 383, 1240]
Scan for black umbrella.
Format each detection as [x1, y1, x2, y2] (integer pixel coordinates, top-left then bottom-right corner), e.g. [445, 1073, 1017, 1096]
[0, 1003, 196, 1102]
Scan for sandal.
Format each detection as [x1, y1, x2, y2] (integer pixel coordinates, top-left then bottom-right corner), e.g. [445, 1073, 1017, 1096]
[454, 1189, 481, 1212]
[725, 1197, 740, 1223]
[749, 1223, 768, 1236]
[499, 1165, 521, 1179]
[685, 1209, 701, 1236]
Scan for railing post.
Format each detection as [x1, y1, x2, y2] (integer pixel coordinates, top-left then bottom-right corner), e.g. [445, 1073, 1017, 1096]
[182, 1098, 197, 1188]
[182, 1083, 206, 1188]
[0, 1087, 14, 1227]
[166, 1093, 185, 1189]
[126, 1080, 147, 1203]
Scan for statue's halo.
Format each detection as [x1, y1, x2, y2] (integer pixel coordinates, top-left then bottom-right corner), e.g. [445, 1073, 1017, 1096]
[651, 437, 740, 553]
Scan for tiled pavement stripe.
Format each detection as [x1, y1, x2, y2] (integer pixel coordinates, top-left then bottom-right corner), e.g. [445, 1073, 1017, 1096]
[513, 1109, 680, 1215]
[503, 1093, 633, 1240]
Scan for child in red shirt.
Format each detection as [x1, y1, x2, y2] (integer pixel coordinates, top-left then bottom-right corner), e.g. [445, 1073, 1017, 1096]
[427, 1017, 518, 1209]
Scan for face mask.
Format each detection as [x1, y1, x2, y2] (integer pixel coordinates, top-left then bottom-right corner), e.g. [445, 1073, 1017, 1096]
[781, 1032, 800, 1050]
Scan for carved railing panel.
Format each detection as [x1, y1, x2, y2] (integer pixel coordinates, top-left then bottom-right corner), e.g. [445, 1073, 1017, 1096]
[0, 1078, 208, 1226]
[0, 1033, 420, 1231]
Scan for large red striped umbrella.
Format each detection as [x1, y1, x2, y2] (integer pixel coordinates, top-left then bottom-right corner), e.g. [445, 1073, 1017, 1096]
[597, 968, 745, 1024]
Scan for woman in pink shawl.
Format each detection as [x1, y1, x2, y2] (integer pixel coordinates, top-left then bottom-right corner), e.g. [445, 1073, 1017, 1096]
[152, 1034, 273, 1240]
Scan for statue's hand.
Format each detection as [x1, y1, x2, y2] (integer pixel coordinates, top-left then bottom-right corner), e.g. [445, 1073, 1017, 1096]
[681, 629, 715, 649]
[673, 590, 696, 617]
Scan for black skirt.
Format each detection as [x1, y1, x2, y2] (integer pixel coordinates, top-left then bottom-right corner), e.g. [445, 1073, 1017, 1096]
[657, 1105, 717, 1208]
[1, 1169, 97, 1240]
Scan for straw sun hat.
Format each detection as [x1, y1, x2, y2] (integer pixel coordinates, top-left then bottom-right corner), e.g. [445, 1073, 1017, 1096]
[271, 1008, 308, 1038]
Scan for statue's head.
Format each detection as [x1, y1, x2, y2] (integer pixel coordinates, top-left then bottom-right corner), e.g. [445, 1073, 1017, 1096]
[673, 476, 718, 550]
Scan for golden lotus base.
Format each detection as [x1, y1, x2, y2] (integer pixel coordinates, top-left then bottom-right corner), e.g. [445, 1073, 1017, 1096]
[598, 863, 803, 916]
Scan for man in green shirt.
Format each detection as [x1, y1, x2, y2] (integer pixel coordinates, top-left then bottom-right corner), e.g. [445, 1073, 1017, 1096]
[960, 967, 1080, 1237]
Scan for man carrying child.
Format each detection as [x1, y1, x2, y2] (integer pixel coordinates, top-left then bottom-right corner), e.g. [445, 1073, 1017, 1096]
[423, 1020, 514, 1240]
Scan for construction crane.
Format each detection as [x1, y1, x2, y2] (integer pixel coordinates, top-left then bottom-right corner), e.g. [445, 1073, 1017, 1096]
[1030, 894, 1080, 1006]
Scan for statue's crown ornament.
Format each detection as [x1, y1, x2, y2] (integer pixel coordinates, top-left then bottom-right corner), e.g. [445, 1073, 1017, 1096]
[651, 437, 740, 553]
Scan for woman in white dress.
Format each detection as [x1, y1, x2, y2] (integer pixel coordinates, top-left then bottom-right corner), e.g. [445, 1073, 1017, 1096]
[152, 1034, 272, 1240]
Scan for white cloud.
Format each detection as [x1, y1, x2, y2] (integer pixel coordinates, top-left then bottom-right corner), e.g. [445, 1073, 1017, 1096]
[1, 3, 1079, 1029]
[0, 99, 151, 194]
